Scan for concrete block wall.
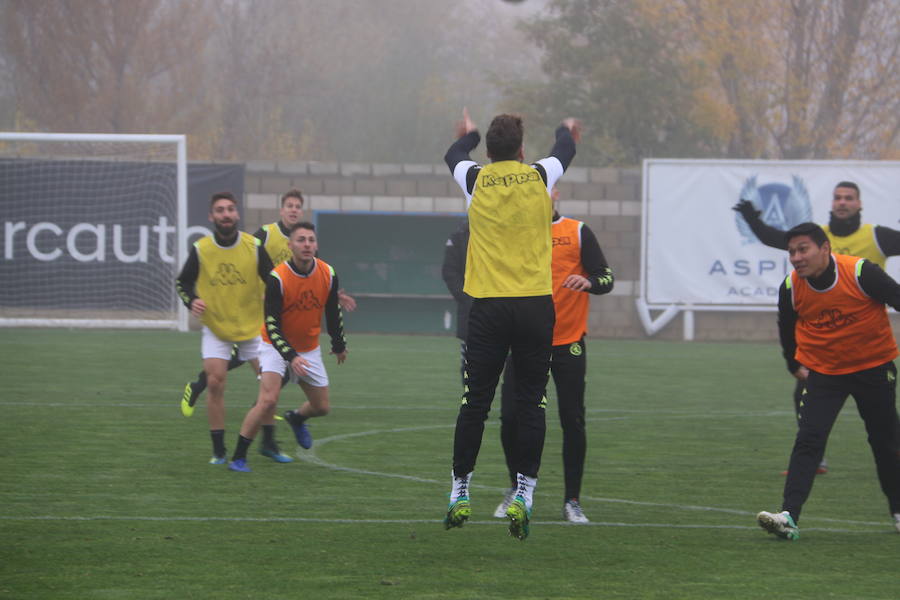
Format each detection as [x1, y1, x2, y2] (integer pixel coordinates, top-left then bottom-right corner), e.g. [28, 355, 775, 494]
[241, 160, 900, 341]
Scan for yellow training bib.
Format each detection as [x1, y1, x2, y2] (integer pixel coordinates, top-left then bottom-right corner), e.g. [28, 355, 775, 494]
[194, 232, 265, 341]
[464, 161, 553, 298]
[822, 223, 885, 268]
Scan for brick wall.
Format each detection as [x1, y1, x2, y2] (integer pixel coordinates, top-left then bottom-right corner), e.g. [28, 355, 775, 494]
[242, 160, 900, 341]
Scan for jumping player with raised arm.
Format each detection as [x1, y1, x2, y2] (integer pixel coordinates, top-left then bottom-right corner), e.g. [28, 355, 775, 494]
[442, 108, 580, 540]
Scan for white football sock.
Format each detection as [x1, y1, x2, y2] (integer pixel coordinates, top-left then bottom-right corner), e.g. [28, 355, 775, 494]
[450, 471, 472, 503]
[514, 473, 537, 510]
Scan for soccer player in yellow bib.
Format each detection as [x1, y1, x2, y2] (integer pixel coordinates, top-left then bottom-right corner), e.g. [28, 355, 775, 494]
[442, 108, 581, 540]
[252, 190, 355, 312]
[734, 182, 900, 268]
[176, 192, 274, 464]
[735, 181, 900, 474]
[179, 189, 356, 462]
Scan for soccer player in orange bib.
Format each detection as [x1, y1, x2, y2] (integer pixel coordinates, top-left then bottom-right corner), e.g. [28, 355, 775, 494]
[757, 222, 900, 539]
[226, 221, 348, 472]
[734, 182, 900, 475]
[179, 189, 355, 467]
[494, 187, 614, 524]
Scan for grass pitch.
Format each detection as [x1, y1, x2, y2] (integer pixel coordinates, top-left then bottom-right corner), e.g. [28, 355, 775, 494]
[0, 329, 897, 599]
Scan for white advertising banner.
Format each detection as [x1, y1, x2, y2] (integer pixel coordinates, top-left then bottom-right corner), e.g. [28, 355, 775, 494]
[642, 159, 900, 307]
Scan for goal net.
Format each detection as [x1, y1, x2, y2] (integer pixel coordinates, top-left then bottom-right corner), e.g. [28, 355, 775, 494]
[0, 133, 188, 330]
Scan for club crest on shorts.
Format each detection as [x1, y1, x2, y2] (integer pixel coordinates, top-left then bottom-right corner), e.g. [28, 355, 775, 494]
[569, 342, 582, 356]
[735, 175, 812, 245]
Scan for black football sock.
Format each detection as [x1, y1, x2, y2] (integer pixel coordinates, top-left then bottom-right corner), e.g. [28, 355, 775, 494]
[193, 370, 208, 394]
[232, 435, 253, 461]
[262, 424, 276, 447]
[210, 429, 226, 457]
[286, 410, 308, 426]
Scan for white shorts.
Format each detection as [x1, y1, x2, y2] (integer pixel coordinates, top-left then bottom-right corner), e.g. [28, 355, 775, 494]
[259, 341, 329, 388]
[201, 326, 260, 362]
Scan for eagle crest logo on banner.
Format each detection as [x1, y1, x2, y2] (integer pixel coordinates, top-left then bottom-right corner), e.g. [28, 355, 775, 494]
[735, 175, 813, 244]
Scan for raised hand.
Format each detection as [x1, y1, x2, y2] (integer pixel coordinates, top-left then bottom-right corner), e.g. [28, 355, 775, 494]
[562, 118, 582, 143]
[455, 107, 477, 138]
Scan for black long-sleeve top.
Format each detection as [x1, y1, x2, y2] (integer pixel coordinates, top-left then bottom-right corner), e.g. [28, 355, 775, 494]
[444, 125, 576, 194]
[441, 220, 472, 340]
[253, 220, 289, 244]
[175, 231, 274, 307]
[742, 210, 900, 256]
[564, 215, 614, 296]
[263, 259, 346, 362]
[777, 257, 900, 373]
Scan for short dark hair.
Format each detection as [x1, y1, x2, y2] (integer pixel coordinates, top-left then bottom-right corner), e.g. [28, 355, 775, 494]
[210, 191, 236, 209]
[485, 114, 524, 161]
[281, 189, 304, 207]
[288, 221, 315, 236]
[785, 222, 829, 247]
[834, 181, 860, 199]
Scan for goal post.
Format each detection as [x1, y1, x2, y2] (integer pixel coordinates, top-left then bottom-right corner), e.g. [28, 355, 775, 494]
[0, 132, 189, 330]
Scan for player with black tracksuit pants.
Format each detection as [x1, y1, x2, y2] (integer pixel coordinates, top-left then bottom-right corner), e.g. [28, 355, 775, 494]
[442, 111, 579, 540]
[440, 219, 472, 388]
[734, 183, 900, 472]
[756, 223, 900, 540]
[498, 206, 613, 523]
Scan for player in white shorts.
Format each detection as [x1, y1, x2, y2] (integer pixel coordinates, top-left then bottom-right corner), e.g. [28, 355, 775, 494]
[227, 221, 348, 473]
[259, 342, 329, 388]
[175, 192, 274, 464]
[201, 327, 260, 363]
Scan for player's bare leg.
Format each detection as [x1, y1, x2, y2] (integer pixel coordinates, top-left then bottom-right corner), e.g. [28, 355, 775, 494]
[283, 382, 329, 449]
[202, 357, 229, 463]
[229, 371, 286, 472]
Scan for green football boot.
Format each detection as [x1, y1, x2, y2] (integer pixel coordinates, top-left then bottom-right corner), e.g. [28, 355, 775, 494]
[444, 497, 471, 530]
[756, 510, 800, 541]
[506, 496, 531, 541]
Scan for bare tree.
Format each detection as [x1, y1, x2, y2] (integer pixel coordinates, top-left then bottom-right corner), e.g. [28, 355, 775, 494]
[0, 0, 537, 162]
[2, 0, 213, 134]
[677, 0, 900, 159]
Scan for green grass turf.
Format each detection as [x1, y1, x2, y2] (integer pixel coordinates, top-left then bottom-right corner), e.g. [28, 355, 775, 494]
[0, 329, 897, 599]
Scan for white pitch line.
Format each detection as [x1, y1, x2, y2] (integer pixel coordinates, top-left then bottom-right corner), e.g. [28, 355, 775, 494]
[296, 427, 759, 515]
[0, 400, 794, 419]
[0, 408, 882, 529]
[0, 515, 882, 534]
[294, 425, 892, 528]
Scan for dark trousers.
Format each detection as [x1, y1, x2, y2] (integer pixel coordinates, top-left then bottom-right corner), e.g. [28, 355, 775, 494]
[500, 338, 587, 500]
[452, 296, 554, 479]
[782, 362, 900, 522]
[793, 376, 900, 459]
[792, 379, 804, 421]
[456, 341, 467, 389]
